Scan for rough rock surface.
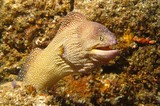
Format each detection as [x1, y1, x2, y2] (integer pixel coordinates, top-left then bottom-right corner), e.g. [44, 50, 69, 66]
[0, 0, 159, 105]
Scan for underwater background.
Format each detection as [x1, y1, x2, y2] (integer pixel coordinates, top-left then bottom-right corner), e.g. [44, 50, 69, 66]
[0, 0, 159, 105]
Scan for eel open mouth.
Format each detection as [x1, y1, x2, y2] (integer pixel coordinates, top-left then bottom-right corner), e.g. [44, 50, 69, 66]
[89, 46, 118, 64]
[95, 46, 112, 50]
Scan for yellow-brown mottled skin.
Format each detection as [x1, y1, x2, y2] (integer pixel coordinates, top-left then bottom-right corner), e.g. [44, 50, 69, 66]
[19, 12, 118, 91]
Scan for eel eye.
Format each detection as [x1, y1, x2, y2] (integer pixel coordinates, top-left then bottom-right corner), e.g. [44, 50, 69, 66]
[100, 35, 104, 41]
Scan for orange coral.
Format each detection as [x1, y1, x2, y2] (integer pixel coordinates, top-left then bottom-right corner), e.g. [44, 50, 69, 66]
[133, 36, 156, 44]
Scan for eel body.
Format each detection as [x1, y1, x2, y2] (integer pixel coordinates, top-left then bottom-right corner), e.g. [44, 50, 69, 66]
[19, 12, 118, 91]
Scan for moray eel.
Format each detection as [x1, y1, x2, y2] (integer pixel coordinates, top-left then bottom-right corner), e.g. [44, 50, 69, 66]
[19, 12, 118, 91]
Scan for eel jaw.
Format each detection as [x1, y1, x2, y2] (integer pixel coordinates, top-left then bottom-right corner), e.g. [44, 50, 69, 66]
[89, 46, 118, 64]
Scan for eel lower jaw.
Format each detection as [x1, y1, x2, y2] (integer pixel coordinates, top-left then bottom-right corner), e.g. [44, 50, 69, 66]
[89, 47, 118, 64]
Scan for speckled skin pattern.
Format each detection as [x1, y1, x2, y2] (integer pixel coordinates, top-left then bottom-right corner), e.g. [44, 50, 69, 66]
[21, 12, 118, 91]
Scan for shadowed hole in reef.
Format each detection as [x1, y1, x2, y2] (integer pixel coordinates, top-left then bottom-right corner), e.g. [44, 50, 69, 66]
[102, 65, 122, 74]
[70, 0, 74, 11]
[101, 53, 130, 74]
[101, 47, 137, 74]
